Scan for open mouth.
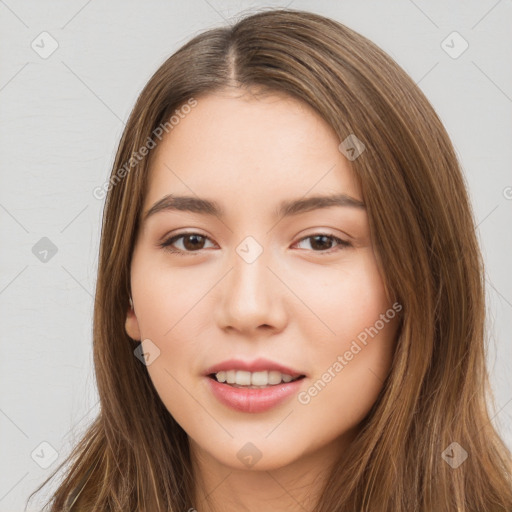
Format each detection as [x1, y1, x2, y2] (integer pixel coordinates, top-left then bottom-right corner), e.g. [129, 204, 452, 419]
[207, 373, 306, 389]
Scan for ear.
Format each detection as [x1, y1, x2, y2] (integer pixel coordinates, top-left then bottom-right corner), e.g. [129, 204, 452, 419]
[125, 300, 141, 341]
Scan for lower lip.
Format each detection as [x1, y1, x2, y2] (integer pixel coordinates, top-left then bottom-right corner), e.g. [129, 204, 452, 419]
[206, 376, 305, 413]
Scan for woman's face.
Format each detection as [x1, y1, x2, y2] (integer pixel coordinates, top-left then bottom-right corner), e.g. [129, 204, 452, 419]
[126, 88, 400, 473]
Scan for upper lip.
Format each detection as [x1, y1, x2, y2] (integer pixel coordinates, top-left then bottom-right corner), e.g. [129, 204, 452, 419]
[204, 358, 307, 378]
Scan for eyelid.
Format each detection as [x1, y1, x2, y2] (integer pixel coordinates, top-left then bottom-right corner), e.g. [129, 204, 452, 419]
[158, 231, 216, 255]
[158, 230, 352, 256]
[292, 233, 352, 255]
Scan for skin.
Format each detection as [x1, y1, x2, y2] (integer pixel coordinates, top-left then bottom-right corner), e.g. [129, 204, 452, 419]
[125, 87, 400, 512]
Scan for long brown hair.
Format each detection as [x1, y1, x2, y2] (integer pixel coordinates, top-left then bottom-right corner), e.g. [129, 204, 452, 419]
[28, 8, 512, 511]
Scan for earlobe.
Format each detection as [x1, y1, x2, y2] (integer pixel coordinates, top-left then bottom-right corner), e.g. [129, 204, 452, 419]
[125, 303, 141, 341]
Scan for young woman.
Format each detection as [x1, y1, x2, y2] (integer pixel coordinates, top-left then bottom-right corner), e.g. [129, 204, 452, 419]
[28, 8, 512, 512]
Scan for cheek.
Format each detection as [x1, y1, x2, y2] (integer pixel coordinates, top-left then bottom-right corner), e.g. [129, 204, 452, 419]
[295, 320, 397, 441]
[293, 251, 397, 416]
[130, 251, 210, 341]
[293, 250, 391, 343]
[130, 254, 215, 399]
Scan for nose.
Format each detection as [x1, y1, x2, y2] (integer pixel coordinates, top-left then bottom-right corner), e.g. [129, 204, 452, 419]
[214, 244, 288, 336]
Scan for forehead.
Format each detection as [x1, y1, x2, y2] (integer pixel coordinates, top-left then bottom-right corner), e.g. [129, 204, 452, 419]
[144, 89, 362, 213]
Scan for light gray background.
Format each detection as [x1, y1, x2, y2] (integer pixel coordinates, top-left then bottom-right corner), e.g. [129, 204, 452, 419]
[1, 1, 511, 510]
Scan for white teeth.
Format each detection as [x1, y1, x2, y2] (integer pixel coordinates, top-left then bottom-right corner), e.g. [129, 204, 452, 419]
[216, 371, 227, 382]
[251, 371, 268, 386]
[236, 370, 251, 386]
[213, 370, 300, 386]
[268, 371, 283, 385]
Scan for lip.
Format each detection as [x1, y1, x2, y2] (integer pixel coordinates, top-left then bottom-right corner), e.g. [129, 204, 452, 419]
[206, 376, 305, 413]
[203, 357, 307, 378]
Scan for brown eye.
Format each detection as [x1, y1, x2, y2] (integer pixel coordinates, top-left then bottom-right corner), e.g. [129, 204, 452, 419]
[159, 233, 215, 255]
[294, 234, 351, 254]
[158, 232, 351, 256]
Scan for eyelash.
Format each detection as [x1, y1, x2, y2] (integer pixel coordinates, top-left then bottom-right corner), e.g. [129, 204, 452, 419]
[158, 232, 352, 256]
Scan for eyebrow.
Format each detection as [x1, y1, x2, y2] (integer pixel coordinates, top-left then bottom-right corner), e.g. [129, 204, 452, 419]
[143, 192, 366, 222]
